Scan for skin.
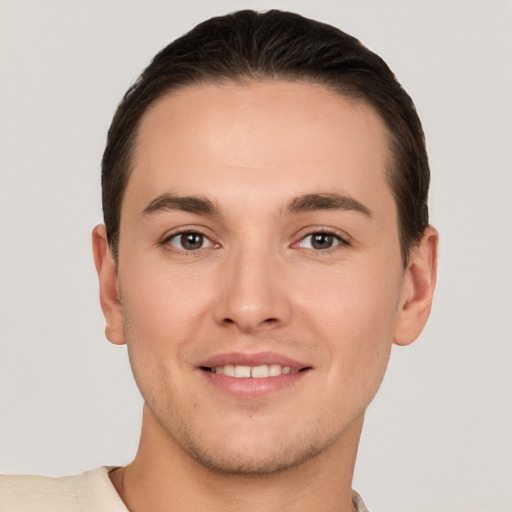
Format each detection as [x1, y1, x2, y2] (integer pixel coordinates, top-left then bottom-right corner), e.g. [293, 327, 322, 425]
[93, 80, 438, 512]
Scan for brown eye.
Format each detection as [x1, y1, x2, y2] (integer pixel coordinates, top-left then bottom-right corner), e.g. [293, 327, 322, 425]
[299, 232, 343, 250]
[312, 233, 334, 249]
[169, 232, 212, 251]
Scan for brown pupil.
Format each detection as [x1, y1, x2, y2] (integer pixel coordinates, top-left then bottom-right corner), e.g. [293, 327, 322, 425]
[312, 233, 333, 249]
[181, 233, 203, 250]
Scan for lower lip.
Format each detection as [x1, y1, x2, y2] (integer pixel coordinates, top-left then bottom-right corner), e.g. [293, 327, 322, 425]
[199, 369, 309, 399]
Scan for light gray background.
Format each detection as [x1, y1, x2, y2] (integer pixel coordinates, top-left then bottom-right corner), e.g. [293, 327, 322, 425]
[1, 1, 511, 511]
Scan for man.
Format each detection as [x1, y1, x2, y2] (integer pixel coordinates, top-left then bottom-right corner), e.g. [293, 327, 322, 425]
[0, 9, 437, 512]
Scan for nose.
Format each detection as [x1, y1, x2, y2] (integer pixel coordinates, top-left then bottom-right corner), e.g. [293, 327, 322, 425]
[213, 245, 292, 333]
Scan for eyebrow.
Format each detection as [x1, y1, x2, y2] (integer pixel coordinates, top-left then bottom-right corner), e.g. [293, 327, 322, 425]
[141, 192, 372, 219]
[286, 193, 372, 217]
[142, 193, 219, 216]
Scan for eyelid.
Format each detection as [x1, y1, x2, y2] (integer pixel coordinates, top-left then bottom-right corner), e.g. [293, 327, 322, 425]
[169, 232, 213, 249]
[293, 227, 351, 251]
[158, 225, 350, 254]
[160, 226, 219, 252]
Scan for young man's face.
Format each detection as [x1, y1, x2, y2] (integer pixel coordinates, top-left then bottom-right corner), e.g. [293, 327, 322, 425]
[96, 80, 433, 475]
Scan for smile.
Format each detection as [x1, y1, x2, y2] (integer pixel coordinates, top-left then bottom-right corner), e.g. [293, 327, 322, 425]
[202, 364, 300, 378]
[197, 352, 312, 398]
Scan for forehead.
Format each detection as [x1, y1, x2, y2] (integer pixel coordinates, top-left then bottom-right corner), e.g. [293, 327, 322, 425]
[126, 80, 393, 215]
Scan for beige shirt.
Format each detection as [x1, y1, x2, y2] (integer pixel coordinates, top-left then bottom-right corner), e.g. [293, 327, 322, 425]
[0, 467, 370, 511]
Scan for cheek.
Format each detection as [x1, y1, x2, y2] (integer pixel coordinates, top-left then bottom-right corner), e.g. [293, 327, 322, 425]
[117, 262, 212, 390]
[297, 262, 402, 373]
[120, 279, 201, 415]
[120, 256, 214, 331]
[299, 260, 402, 328]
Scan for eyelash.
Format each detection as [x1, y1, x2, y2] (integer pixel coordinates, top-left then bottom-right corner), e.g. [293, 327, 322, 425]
[296, 229, 350, 254]
[160, 228, 350, 254]
[161, 229, 215, 254]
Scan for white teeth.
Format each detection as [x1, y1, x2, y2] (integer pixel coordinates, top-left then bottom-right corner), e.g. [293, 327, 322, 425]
[223, 365, 235, 377]
[251, 365, 269, 378]
[268, 364, 282, 376]
[234, 365, 251, 378]
[210, 364, 299, 378]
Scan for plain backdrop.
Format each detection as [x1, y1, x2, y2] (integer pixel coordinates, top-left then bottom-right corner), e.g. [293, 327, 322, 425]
[1, 1, 511, 511]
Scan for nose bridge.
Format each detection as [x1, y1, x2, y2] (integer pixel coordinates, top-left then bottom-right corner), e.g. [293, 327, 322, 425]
[215, 235, 289, 332]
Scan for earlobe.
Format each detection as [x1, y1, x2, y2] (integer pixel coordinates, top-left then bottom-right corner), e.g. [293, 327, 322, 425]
[92, 225, 126, 345]
[394, 226, 439, 346]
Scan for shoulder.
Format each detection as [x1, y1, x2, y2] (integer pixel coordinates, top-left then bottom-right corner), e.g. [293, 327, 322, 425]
[352, 489, 371, 512]
[0, 467, 127, 512]
[0, 472, 81, 511]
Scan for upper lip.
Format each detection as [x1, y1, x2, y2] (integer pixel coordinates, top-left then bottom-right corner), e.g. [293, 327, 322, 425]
[198, 351, 311, 371]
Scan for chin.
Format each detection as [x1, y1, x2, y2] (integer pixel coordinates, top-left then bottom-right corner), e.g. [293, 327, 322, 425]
[183, 437, 328, 476]
[167, 413, 354, 477]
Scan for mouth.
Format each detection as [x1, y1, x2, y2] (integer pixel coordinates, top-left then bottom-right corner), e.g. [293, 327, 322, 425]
[197, 352, 312, 398]
[200, 364, 309, 378]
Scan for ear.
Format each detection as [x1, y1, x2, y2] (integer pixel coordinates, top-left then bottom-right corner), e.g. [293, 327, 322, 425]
[92, 225, 125, 345]
[394, 226, 439, 346]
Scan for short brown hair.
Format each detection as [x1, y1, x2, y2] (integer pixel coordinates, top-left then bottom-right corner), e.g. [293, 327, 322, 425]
[102, 9, 429, 265]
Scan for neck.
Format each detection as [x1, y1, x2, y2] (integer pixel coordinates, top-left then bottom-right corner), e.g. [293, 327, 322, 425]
[110, 405, 363, 512]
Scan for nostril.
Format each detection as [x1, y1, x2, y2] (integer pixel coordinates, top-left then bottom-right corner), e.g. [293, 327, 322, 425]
[222, 316, 278, 328]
